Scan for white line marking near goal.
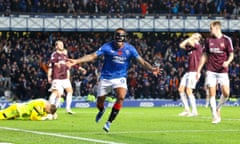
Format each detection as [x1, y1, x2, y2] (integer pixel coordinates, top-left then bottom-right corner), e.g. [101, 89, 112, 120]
[0, 126, 124, 144]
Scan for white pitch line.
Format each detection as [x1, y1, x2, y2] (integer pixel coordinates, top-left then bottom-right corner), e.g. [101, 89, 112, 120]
[0, 126, 124, 144]
[74, 129, 240, 135]
[110, 129, 240, 134]
[198, 116, 240, 121]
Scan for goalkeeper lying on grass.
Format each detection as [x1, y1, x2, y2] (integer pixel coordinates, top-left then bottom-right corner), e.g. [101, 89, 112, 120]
[0, 98, 57, 120]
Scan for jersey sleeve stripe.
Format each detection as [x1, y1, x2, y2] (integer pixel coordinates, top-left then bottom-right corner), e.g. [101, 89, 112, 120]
[224, 35, 234, 50]
[33, 106, 41, 115]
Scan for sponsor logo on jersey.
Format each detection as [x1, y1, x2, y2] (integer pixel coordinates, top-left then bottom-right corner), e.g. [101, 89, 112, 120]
[112, 56, 126, 64]
[209, 48, 223, 53]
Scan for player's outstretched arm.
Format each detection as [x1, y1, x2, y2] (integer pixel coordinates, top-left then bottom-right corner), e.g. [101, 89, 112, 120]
[67, 52, 98, 67]
[136, 56, 160, 76]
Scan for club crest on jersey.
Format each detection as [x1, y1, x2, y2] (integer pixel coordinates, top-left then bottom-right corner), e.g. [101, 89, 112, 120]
[110, 50, 114, 53]
[126, 50, 130, 55]
[220, 43, 225, 48]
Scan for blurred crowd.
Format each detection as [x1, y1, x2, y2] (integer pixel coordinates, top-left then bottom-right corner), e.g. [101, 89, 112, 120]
[0, 0, 239, 102]
[0, 0, 239, 18]
[0, 31, 239, 101]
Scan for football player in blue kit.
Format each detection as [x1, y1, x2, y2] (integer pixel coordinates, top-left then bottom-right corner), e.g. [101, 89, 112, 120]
[68, 28, 160, 132]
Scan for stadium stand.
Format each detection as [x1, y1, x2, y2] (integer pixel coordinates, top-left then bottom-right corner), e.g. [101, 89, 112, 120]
[0, 0, 239, 102]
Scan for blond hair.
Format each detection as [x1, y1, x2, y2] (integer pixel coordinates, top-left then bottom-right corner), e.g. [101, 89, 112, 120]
[210, 21, 221, 28]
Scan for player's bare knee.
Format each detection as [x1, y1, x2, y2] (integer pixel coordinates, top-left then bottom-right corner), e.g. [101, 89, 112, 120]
[222, 91, 230, 97]
[178, 87, 184, 93]
[185, 88, 192, 96]
[66, 89, 73, 94]
[221, 86, 230, 97]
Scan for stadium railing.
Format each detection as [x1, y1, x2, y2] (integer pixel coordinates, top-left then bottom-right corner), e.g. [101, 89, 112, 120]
[0, 13, 239, 32]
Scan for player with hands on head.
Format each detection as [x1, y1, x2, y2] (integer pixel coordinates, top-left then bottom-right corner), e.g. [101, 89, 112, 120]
[178, 33, 203, 117]
[67, 28, 160, 132]
[197, 21, 234, 124]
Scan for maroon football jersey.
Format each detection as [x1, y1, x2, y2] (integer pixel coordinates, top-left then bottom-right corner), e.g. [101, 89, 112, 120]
[186, 43, 203, 72]
[48, 51, 69, 79]
[204, 35, 234, 73]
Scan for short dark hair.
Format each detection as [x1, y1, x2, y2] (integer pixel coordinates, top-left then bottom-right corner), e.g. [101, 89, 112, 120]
[114, 28, 128, 42]
[115, 28, 127, 33]
[50, 104, 57, 114]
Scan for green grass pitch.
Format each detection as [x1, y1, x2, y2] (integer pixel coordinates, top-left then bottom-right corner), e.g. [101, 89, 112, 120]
[0, 106, 240, 144]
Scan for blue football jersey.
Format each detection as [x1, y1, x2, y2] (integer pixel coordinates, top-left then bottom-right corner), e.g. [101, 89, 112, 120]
[96, 41, 140, 79]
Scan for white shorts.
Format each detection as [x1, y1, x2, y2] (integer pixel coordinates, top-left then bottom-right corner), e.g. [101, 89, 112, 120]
[205, 71, 229, 87]
[179, 72, 199, 89]
[97, 77, 127, 97]
[49, 79, 72, 95]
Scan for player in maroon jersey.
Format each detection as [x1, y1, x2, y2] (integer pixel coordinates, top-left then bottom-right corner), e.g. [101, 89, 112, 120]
[48, 40, 86, 114]
[178, 33, 203, 117]
[197, 21, 234, 124]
